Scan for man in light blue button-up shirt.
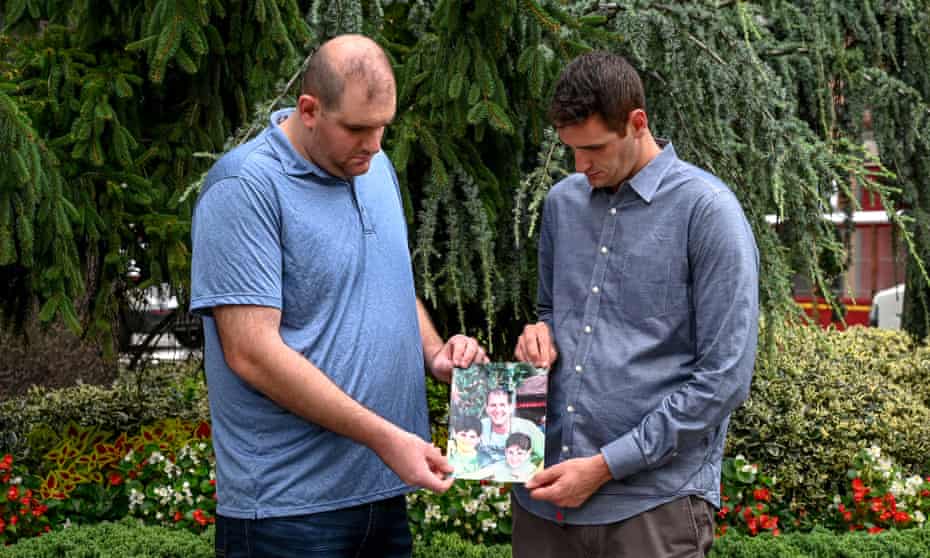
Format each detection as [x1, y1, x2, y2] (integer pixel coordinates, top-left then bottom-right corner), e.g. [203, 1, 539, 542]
[513, 52, 759, 557]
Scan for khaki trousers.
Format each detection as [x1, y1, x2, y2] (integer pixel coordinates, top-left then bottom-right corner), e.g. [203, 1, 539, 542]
[512, 494, 715, 558]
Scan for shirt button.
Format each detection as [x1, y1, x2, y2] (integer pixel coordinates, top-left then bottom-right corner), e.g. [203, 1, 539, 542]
[567, 405, 575, 413]
[600, 246, 609, 254]
[562, 445, 570, 453]
[609, 208, 617, 215]
[591, 286, 599, 294]
[574, 365, 583, 373]
[583, 325, 592, 333]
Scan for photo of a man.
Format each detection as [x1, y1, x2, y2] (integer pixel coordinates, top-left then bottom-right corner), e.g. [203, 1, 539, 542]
[447, 363, 547, 483]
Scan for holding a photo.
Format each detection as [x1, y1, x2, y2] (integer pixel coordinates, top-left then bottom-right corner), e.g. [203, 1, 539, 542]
[448, 363, 548, 483]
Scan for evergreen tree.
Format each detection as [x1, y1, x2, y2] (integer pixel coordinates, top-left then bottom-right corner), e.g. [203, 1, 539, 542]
[0, 0, 310, 352]
[3, 0, 930, 360]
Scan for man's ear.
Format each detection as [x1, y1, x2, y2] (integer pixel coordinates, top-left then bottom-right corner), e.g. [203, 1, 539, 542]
[296, 94, 321, 128]
[629, 109, 649, 136]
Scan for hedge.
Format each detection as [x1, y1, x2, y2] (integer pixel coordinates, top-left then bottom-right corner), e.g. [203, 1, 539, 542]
[0, 520, 213, 558]
[726, 326, 930, 513]
[0, 362, 209, 468]
[2, 520, 928, 557]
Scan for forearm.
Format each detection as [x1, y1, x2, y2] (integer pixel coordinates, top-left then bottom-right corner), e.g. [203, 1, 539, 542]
[225, 325, 404, 455]
[416, 297, 445, 374]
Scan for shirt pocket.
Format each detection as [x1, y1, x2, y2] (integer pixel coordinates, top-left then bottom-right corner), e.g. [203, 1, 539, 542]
[611, 253, 688, 321]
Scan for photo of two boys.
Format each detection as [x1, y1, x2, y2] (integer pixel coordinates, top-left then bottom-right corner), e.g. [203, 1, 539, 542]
[447, 363, 548, 483]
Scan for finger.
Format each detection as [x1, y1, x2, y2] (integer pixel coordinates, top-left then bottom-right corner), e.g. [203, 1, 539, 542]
[419, 471, 455, 493]
[524, 330, 542, 364]
[524, 465, 559, 489]
[537, 325, 556, 367]
[427, 445, 454, 474]
[515, 335, 527, 362]
[459, 338, 478, 367]
[528, 483, 561, 504]
[477, 347, 489, 364]
[451, 337, 468, 366]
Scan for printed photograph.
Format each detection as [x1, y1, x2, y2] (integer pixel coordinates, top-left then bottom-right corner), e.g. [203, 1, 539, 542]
[447, 362, 548, 483]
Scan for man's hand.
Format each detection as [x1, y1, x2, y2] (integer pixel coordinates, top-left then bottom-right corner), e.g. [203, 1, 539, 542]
[373, 428, 455, 493]
[515, 322, 558, 368]
[428, 334, 489, 383]
[525, 454, 613, 508]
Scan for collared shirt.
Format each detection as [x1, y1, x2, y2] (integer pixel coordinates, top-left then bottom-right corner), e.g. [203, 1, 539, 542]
[191, 109, 429, 519]
[513, 143, 759, 525]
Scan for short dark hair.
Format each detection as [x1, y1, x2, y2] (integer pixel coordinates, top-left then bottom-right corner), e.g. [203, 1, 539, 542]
[452, 414, 482, 435]
[548, 51, 645, 134]
[506, 432, 531, 452]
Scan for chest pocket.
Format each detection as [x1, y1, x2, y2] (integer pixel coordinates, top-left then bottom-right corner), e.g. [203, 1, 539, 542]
[611, 252, 690, 321]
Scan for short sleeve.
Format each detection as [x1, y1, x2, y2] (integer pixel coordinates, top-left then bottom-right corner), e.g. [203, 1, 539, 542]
[190, 177, 283, 316]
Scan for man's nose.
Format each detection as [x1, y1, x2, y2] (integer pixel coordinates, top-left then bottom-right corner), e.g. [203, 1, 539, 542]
[574, 153, 591, 173]
[363, 128, 384, 154]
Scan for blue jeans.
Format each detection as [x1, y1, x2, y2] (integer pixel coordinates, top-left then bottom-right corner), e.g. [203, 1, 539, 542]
[215, 496, 413, 558]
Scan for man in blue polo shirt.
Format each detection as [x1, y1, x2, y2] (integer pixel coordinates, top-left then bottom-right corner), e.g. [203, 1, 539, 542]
[191, 35, 486, 558]
[514, 52, 759, 557]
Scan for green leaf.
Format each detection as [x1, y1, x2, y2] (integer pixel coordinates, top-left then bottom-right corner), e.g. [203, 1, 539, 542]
[38, 294, 60, 322]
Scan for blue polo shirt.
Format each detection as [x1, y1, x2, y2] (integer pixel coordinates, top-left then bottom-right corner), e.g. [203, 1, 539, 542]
[190, 109, 429, 519]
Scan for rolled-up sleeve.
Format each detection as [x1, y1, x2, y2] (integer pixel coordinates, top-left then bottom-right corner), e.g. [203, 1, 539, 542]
[601, 189, 759, 480]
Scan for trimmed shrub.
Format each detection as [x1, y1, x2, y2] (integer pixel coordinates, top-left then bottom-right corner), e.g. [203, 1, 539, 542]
[411, 529, 930, 557]
[727, 326, 930, 515]
[0, 362, 209, 468]
[413, 532, 511, 558]
[0, 520, 213, 558]
[710, 527, 930, 557]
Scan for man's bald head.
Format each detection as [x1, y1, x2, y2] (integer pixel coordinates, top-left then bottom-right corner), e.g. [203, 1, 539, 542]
[301, 34, 395, 110]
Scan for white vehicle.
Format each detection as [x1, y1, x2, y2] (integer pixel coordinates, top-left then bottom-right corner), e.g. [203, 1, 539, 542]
[869, 283, 904, 329]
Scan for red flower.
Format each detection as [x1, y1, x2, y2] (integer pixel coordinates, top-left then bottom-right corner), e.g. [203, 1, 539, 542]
[868, 526, 884, 534]
[7, 485, 19, 502]
[9, 515, 18, 526]
[193, 509, 208, 527]
[772, 528, 781, 536]
[852, 478, 866, 491]
[0, 517, 5, 533]
[870, 498, 884, 513]
[753, 488, 771, 502]
[210, 479, 216, 486]
[755, 503, 764, 512]
[894, 511, 910, 524]
[759, 514, 778, 530]
[108, 472, 124, 486]
[921, 490, 930, 498]
[717, 506, 730, 519]
[843, 510, 852, 522]
[174, 511, 183, 522]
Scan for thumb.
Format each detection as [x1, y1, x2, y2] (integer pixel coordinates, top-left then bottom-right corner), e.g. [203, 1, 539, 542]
[525, 464, 559, 489]
[426, 444, 454, 474]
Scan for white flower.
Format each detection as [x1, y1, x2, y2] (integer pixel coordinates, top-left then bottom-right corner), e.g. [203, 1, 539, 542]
[833, 495, 842, 505]
[866, 445, 882, 461]
[128, 488, 146, 511]
[914, 511, 926, 525]
[463, 500, 479, 514]
[890, 480, 905, 498]
[480, 518, 497, 532]
[123, 449, 135, 463]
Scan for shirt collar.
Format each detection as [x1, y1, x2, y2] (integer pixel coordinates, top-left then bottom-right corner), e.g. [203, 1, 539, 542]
[625, 140, 676, 204]
[266, 108, 343, 183]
